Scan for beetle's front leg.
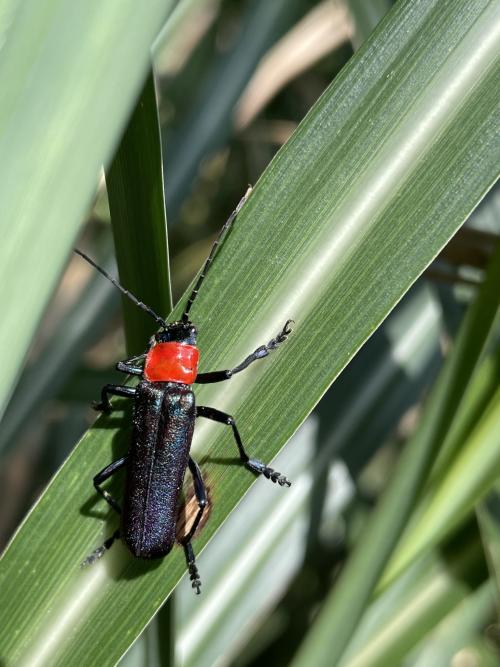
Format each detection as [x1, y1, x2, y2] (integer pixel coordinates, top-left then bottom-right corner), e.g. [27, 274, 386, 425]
[93, 385, 136, 413]
[195, 320, 293, 384]
[116, 352, 146, 376]
[197, 406, 291, 486]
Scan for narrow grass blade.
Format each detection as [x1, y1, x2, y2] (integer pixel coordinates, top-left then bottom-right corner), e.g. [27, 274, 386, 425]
[429, 347, 500, 485]
[106, 71, 172, 353]
[407, 581, 494, 667]
[340, 537, 489, 667]
[382, 386, 500, 590]
[477, 483, 500, 615]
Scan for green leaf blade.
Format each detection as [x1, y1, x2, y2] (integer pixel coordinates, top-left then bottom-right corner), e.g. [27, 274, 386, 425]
[106, 71, 172, 354]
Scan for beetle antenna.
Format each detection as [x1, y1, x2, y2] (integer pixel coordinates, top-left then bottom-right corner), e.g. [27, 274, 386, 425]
[182, 185, 252, 323]
[74, 249, 168, 329]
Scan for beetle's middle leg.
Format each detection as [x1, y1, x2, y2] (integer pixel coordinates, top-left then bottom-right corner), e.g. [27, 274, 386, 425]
[197, 406, 291, 486]
[94, 456, 127, 514]
[82, 456, 127, 567]
[181, 458, 207, 595]
[93, 385, 136, 413]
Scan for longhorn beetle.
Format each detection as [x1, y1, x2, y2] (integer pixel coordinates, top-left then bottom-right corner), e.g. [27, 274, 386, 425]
[76, 188, 293, 593]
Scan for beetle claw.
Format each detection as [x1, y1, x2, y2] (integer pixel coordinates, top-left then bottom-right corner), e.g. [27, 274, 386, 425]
[188, 560, 202, 595]
[267, 320, 294, 350]
[81, 545, 106, 567]
[81, 529, 119, 567]
[184, 542, 202, 594]
[246, 459, 291, 487]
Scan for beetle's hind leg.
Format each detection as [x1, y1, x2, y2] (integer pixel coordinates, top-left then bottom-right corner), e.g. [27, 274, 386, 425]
[184, 542, 201, 595]
[82, 456, 127, 567]
[181, 458, 207, 595]
[197, 406, 291, 486]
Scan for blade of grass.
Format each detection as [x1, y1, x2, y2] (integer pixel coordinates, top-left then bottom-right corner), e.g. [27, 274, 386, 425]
[429, 346, 500, 484]
[0, 0, 174, 417]
[381, 384, 500, 590]
[339, 537, 490, 667]
[0, 0, 499, 664]
[408, 581, 494, 667]
[290, 194, 500, 665]
[106, 71, 172, 354]
[477, 483, 500, 615]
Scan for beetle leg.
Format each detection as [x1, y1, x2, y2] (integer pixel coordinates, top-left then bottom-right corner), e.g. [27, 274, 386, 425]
[81, 529, 120, 567]
[181, 458, 207, 595]
[196, 406, 291, 486]
[93, 384, 136, 413]
[195, 320, 293, 384]
[184, 542, 202, 595]
[183, 458, 208, 542]
[116, 352, 146, 376]
[116, 362, 143, 375]
[82, 457, 127, 567]
[93, 456, 127, 514]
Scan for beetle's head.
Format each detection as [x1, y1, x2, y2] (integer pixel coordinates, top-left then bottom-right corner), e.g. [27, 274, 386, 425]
[155, 321, 198, 345]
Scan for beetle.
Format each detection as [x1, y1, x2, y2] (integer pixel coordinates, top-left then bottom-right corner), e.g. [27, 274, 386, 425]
[76, 188, 292, 593]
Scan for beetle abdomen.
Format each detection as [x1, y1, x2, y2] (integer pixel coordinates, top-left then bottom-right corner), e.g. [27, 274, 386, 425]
[122, 381, 195, 559]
